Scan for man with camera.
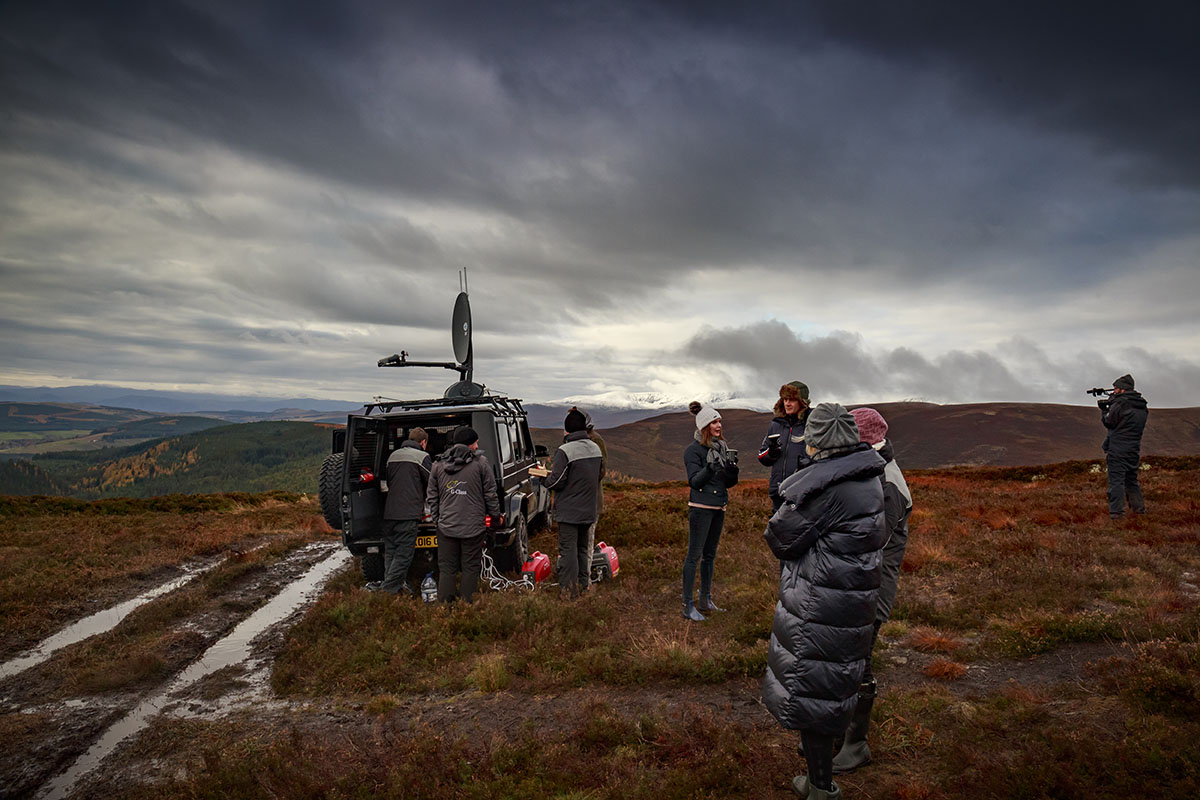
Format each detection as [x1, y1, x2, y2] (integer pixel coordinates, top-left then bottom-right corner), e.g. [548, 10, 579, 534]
[1095, 374, 1149, 519]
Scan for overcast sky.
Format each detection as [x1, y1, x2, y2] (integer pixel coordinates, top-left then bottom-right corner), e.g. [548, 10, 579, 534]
[2, 1, 1198, 410]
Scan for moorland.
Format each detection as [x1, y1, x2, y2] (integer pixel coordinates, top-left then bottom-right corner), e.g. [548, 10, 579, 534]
[1, 456, 1198, 798]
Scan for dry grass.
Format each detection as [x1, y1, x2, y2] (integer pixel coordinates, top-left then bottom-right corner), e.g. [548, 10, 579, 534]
[0, 493, 329, 653]
[5, 457, 1200, 798]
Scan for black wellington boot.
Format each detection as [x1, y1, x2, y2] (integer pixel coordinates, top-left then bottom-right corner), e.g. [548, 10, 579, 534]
[832, 681, 876, 773]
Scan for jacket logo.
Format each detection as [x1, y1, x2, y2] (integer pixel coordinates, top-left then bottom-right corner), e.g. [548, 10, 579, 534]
[445, 479, 467, 497]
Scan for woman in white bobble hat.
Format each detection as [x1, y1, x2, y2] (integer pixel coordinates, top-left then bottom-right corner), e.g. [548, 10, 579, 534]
[681, 401, 740, 621]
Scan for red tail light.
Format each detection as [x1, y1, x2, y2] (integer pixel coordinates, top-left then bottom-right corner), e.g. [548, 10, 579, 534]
[485, 514, 493, 528]
[358, 470, 375, 483]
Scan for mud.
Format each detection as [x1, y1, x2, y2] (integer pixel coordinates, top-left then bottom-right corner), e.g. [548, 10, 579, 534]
[0, 540, 347, 800]
[0, 556, 1133, 799]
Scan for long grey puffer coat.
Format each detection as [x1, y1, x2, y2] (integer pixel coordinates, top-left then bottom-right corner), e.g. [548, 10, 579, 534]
[761, 444, 886, 734]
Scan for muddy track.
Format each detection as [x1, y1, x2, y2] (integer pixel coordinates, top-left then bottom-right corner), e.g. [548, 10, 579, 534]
[0, 540, 349, 800]
[1, 550, 1134, 799]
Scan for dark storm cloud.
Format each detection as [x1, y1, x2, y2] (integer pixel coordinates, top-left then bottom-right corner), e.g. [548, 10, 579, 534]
[801, 2, 1200, 188]
[679, 321, 1200, 408]
[2, 0, 1198, 402]
[6, 0, 1197, 302]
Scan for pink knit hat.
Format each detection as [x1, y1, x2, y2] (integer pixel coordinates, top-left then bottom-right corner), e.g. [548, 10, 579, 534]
[850, 407, 888, 445]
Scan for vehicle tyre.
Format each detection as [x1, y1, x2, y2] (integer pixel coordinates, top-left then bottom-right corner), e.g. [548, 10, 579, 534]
[318, 452, 344, 531]
[494, 513, 529, 573]
[361, 552, 384, 583]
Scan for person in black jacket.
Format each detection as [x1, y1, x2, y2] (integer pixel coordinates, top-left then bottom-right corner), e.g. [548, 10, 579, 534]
[762, 402, 886, 800]
[426, 426, 501, 603]
[544, 408, 604, 597]
[830, 408, 913, 773]
[380, 427, 431, 595]
[1099, 374, 1149, 519]
[758, 381, 814, 513]
[682, 401, 739, 621]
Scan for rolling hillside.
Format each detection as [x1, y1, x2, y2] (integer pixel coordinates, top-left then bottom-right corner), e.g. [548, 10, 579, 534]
[536, 402, 1200, 482]
[3, 421, 334, 498]
[0, 402, 226, 454]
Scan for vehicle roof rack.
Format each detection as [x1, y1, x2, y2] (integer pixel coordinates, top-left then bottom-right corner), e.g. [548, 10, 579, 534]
[362, 394, 527, 417]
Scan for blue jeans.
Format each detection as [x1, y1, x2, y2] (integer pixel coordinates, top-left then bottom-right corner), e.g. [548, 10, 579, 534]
[682, 507, 724, 604]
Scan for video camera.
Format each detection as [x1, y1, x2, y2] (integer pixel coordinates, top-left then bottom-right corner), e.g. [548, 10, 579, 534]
[1086, 387, 1113, 397]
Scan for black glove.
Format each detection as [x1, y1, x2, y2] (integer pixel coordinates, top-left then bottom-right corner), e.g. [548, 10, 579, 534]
[766, 440, 782, 458]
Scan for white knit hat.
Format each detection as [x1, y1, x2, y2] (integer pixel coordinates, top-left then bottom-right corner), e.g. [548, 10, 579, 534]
[694, 405, 721, 431]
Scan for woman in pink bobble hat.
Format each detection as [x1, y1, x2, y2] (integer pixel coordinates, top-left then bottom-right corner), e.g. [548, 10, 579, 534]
[830, 407, 914, 775]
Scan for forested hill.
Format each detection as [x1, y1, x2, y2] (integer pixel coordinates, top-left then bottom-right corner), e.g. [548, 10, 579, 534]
[1, 422, 334, 498]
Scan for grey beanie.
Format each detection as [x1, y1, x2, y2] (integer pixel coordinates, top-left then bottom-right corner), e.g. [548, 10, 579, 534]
[1113, 374, 1135, 391]
[804, 402, 860, 451]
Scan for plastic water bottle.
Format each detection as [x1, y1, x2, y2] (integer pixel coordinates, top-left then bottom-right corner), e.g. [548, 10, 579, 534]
[421, 572, 437, 603]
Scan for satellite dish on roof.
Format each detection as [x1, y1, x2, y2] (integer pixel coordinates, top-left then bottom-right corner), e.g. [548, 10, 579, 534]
[452, 291, 472, 368]
[376, 272, 476, 391]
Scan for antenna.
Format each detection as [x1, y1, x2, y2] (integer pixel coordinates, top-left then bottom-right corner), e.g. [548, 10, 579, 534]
[376, 273, 482, 397]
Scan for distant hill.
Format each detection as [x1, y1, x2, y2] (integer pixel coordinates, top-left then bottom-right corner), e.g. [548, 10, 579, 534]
[523, 404, 681, 430]
[536, 402, 1200, 482]
[2, 421, 332, 497]
[0, 402, 227, 455]
[0, 385, 363, 415]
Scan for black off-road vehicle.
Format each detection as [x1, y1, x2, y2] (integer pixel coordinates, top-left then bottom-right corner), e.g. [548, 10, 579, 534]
[316, 284, 551, 586]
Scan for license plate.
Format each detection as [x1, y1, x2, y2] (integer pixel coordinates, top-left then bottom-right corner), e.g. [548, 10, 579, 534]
[415, 535, 437, 548]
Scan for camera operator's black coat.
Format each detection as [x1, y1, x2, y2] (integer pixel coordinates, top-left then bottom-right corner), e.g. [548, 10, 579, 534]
[1101, 390, 1148, 457]
[761, 444, 886, 735]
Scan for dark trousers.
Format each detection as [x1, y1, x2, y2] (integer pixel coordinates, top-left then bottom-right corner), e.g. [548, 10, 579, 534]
[437, 532, 486, 603]
[682, 507, 724, 604]
[557, 521, 592, 594]
[381, 519, 419, 594]
[876, 520, 909, 626]
[1107, 453, 1146, 517]
[800, 730, 835, 790]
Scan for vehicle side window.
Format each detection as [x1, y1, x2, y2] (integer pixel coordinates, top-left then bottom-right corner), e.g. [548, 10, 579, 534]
[508, 420, 524, 460]
[518, 421, 535, 454]
[496, 420, 513, 465]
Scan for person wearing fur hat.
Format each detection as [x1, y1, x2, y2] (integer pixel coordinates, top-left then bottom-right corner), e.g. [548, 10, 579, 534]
[761, 403, 886, 800]
[682, 401, 740, 621]
[1098, 374, 1149, 519]
[828, 407, 914, 774]
[759, 381, 815, 513]
[544, 408, 604, 596]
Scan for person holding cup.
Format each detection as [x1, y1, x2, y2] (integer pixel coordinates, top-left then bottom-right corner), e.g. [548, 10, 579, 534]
[758, 381, 814, 513]
[682, 401, 739, 621]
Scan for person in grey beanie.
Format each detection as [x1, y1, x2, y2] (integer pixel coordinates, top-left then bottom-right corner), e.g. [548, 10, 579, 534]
[761, 403, 886, 800]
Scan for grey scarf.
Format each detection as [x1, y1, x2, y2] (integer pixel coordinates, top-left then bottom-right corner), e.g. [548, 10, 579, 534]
[696, 431, 732, 467]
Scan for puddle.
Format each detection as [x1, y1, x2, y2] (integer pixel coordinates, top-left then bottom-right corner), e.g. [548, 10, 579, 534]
[37, 546, 351, 800]
[0, 563, 219, 682]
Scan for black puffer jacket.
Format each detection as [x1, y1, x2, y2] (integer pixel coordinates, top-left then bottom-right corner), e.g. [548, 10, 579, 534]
[761, 444, 886, 734]
[1101, 390, 1149, 457]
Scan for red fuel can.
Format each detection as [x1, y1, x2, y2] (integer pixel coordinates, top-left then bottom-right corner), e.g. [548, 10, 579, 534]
[522, 551, 551, 583]
[591, 541, 620, 581]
